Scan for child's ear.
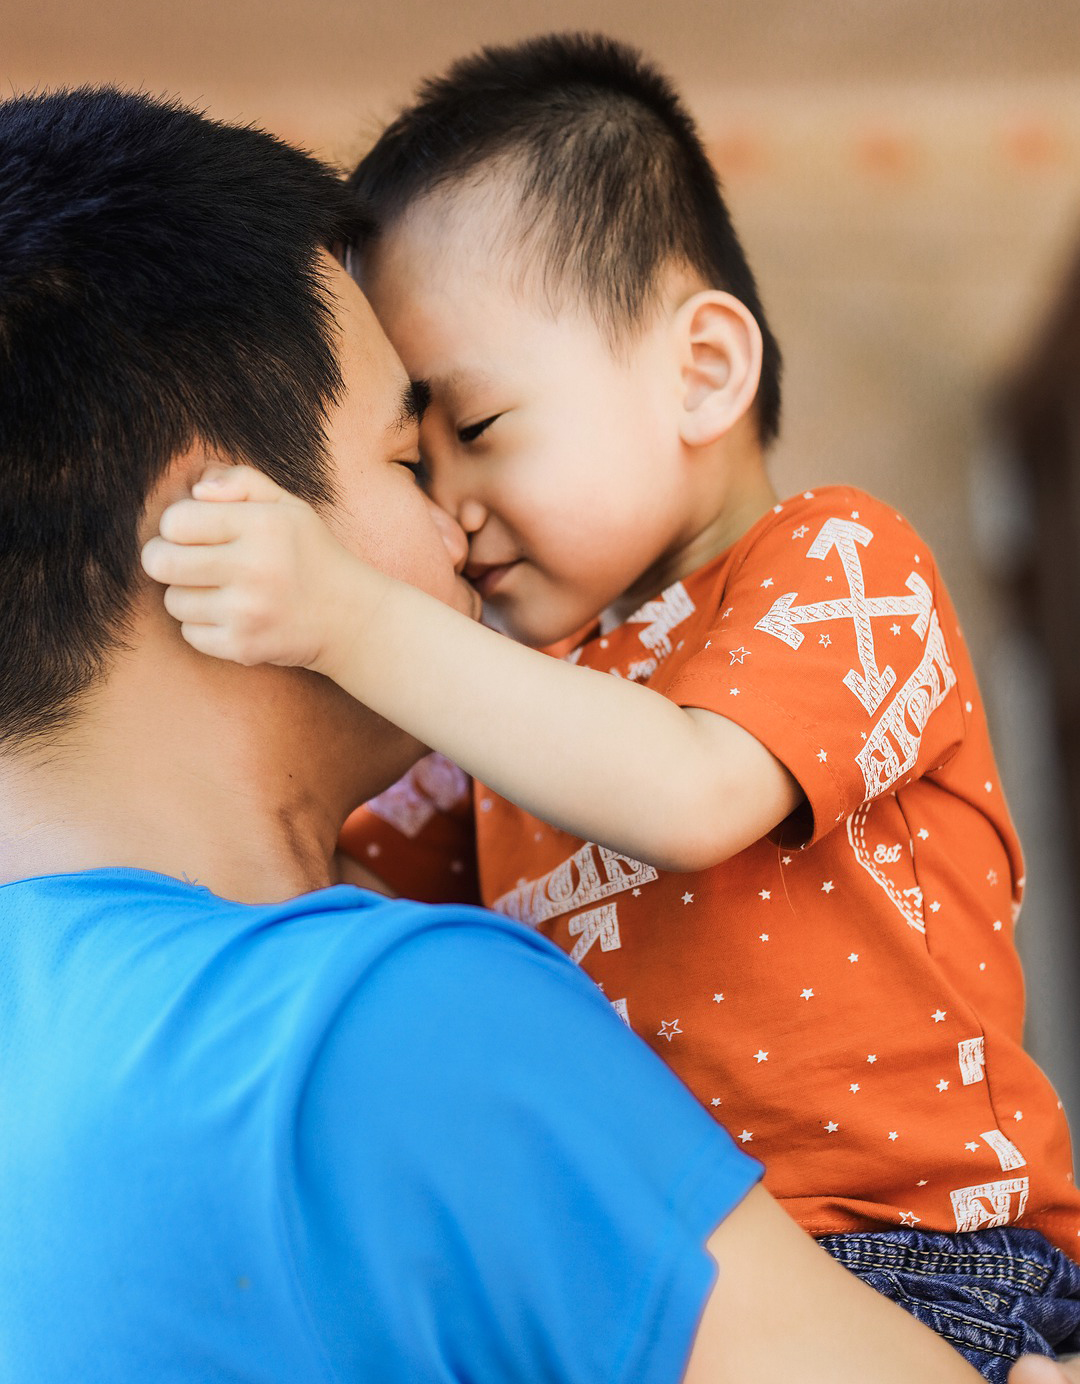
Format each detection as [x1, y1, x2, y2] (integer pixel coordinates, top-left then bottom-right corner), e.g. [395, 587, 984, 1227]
[674, 291, 763, 448]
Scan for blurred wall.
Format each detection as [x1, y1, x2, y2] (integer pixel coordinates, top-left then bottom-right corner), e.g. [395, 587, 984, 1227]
[5, 0, 1080, 1119]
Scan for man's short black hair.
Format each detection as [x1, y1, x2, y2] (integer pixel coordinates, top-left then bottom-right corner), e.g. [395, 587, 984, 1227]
[0, 88, 368, 745]
[348, 32, 782, 446]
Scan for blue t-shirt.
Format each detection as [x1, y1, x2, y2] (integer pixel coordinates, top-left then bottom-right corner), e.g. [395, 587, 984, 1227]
[0, 869, 761, 1383]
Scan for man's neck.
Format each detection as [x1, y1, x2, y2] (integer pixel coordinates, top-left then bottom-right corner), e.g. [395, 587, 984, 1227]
[0, 636, 399, 905]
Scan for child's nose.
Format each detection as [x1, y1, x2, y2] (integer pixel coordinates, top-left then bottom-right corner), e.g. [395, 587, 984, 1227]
[426, 467, 487, 537]
[455, 497, 487, 535]
[423, 493, 470, 573]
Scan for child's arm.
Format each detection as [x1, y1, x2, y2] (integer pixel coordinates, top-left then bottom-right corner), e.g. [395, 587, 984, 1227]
[142, 467, 801, 872]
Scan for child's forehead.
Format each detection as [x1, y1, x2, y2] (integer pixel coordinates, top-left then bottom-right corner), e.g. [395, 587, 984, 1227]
[367, 172, 546, 298]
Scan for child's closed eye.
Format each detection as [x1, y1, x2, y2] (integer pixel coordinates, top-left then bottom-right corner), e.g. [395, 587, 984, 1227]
[457, 414, 501, 444]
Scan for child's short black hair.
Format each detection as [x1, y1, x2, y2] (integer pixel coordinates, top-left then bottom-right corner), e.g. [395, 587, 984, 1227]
[0, 87, 368, 745]
[349, 32, 782, 446]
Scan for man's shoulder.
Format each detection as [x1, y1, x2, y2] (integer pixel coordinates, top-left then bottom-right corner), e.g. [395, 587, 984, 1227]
[3, 868, 567, 1044]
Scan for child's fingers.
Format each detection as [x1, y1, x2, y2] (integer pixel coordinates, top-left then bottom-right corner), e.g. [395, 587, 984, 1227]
[178, 621, 255, 665]
[158, 497, 258, 547]
[162, 584, 230, 628]
[162, 582, 281, 659]
[142, 534, 236, 588]
[192, 465, 291, 505]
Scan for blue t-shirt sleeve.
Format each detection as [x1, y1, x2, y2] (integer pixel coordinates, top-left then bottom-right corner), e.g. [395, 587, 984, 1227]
[285, 908, 761, 1384]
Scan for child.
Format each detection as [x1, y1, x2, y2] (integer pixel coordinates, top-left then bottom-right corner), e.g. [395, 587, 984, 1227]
[143, 33, 1080, 1376]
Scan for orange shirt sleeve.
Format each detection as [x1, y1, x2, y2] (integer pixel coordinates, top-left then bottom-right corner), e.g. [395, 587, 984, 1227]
[665, 490, 966, 845]
[338, 753, 480, 905]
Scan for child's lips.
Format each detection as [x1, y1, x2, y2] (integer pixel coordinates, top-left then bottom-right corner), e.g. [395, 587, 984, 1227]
[465, 559, 520, 599]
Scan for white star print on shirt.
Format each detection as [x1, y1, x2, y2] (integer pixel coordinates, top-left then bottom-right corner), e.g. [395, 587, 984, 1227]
[682, 892, 694, 905]
[729, 647, 750, 664]
[899, 1211, 920, 1226]
[932, 1009, 946, 1023]
[738, 1130, 753, 1143]
[867, 1054, 877, 1064]
[821, 881, 835, 894]
[849, 1083, 860, 1093]
[965, 1142, 979, 1152]
[754, 1050, 768, 1063]
[888, 1131, 899, 1141]
[759, 889, 771, 901]
[800, 988, 814, 1000]
[657, 1020, 682, 1041]
[848, 953, 859, 963]
[936, 1079, 950, 1092]
[824, 1121, 839, 1133]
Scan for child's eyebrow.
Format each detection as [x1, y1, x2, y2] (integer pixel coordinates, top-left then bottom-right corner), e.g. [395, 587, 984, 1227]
[436, 368, 496, 412]
[393, 378, 432, 432]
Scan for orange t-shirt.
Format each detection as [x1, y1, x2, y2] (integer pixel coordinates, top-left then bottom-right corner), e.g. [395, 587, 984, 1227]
[342, 486, 1080, 1252]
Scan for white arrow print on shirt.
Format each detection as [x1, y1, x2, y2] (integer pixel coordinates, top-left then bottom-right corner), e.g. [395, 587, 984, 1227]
[755, 518, 934, 715]
[626, 581, 696, 659]
[567, 902, 621, 965]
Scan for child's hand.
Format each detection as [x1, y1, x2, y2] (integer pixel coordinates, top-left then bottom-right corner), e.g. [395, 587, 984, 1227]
[141, 465, 366, 673]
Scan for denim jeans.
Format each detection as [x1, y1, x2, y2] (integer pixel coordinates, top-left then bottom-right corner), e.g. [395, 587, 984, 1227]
[819, 1226, 1080, 1383]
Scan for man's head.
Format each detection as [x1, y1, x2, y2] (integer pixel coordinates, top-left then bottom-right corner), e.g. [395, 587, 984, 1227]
[350, 34, 782, 646]
[0, 88, 374, 747]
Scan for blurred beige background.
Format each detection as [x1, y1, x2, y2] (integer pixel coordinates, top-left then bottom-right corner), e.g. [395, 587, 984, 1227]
[5, 0, 1080, 1118]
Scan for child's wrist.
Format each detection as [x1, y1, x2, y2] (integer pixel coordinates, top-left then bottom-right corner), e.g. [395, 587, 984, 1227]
[308, 550, 393, 684]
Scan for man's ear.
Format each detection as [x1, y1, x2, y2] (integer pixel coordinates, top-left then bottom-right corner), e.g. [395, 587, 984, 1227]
[137, 446, 231, 549]
[674, 291, 763, 448]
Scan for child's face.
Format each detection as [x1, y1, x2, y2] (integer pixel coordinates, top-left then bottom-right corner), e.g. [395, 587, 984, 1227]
[361, 200, 702, 648]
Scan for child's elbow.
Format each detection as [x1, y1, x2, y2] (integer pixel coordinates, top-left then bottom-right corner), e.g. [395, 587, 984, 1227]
[638, 815, 739, 873]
